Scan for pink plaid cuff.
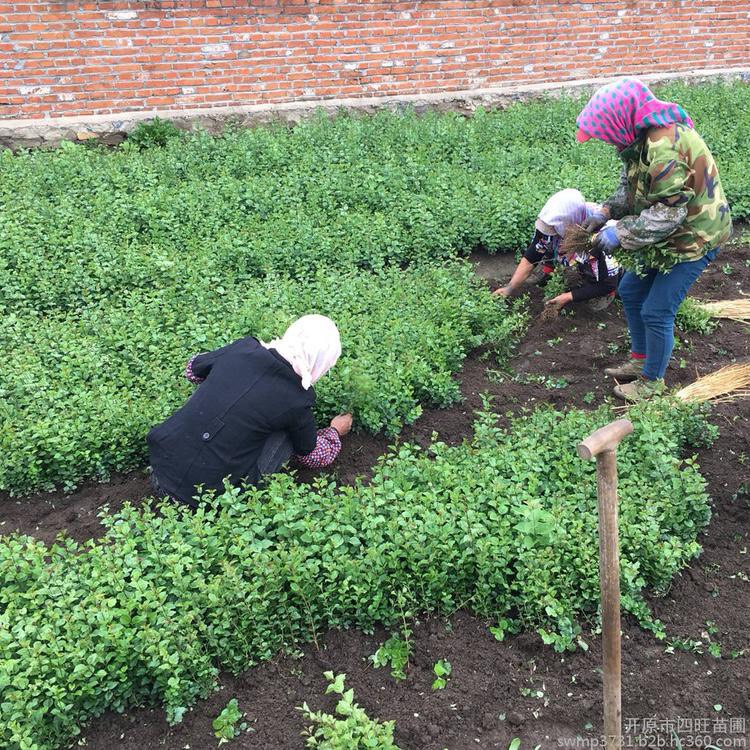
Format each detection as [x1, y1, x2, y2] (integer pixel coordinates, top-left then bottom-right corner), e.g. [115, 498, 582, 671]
[295, 426, 342, 469]
[184, 353, 206, 384]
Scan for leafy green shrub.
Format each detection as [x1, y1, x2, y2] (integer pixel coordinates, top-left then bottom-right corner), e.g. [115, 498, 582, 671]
[0, 264, 525, 494]
[431, 659, 452, 690]
[299, 672, 401, 749]
[675, 297, 718, 335]
[3, 83, 747, 315]
[369, 630, 411, 681]
[0, 81, 746, 494]
[212, 698, 248, 743]
[127, 117, 183, 149]
[0, 400, 713, 748]
[543, 265, 567, 300]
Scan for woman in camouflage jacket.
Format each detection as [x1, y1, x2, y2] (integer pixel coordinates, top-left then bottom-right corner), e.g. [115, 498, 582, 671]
[576, 77, 732, 402]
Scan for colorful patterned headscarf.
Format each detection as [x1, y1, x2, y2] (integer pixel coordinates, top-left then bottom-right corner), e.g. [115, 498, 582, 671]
[576, 77, 693, 149]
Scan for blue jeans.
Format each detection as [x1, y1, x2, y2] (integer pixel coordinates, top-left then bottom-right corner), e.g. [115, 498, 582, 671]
[618, 248, 718, 380]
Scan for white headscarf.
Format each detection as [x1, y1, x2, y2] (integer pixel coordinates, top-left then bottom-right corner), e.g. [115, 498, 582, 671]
[535, 188, 589, 238]
[263, 314, 341, 390]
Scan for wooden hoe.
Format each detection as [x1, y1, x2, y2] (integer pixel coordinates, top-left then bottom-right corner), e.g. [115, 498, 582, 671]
[578, 418, 634, 750]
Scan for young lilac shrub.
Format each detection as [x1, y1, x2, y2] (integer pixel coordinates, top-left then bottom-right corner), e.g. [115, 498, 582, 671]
[3, 80, 746, 495]
[299, 672, 401, 749]
[0, 264, 526, 495]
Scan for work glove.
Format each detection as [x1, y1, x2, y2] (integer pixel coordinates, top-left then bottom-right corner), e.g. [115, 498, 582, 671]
[593, 225, 620, 253]
[581, 210, 608, 233]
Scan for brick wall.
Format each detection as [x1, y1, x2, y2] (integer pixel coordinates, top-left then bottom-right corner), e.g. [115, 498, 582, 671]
[2, 1, 750, 120]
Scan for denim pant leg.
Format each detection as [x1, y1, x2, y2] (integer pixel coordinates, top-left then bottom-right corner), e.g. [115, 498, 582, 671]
[640, 250, 717, 380]
[617, 268, 658, 356]
[257, 431, 294, 478]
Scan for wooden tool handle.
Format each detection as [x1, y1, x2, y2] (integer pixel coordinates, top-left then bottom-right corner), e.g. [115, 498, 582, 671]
[577, 419, 634, 460]
[597, 450, 622, 749]
[578, 417, 634, 750]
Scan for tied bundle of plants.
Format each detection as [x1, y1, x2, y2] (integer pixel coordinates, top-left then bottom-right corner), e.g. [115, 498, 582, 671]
[614, 239, 687, 276]
[696, 298, 750, 324]
[559, 224, 594, 257]
[559, 223, 680, 278]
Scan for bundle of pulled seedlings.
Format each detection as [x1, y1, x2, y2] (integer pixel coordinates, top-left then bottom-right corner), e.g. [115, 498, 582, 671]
[561, 224, 683, 274]
[560, 224, 594, 256]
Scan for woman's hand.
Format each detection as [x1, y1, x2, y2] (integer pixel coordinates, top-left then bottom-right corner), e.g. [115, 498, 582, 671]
[581, 208, 610, 233]
[545, 292, 574, 310]
[330, 413, 353, 436]
[593, 225, 620, 252]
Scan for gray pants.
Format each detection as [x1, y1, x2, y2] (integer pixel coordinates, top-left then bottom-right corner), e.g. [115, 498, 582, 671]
[257, 431, 294, 477]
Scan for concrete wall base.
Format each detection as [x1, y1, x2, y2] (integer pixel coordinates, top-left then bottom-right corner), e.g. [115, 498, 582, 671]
[2, 67, 749, 150]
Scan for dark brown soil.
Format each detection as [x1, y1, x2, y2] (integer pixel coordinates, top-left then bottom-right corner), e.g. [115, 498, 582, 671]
[4, 243, 749, 749]
[0, 471, 152, 546]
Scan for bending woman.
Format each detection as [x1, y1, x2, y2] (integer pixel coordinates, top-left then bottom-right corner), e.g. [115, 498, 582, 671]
[147, 315, 352, 507]
[576, 77, 732, 401]
[495, 188, 621, 312]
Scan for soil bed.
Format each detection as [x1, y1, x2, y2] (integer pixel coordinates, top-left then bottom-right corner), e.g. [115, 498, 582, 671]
[3, 244, 749, 749]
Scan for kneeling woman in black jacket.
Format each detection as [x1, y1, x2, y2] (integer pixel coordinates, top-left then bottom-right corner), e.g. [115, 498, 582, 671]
[147, 314, 352, 507]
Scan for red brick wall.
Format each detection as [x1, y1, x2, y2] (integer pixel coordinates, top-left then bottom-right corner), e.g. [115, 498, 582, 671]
[2, 1, 749, 120]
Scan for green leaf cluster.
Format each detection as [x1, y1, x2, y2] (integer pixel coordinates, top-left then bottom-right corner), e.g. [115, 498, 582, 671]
[127, 117, 183, 150]
[543, 265, 568, 300]
[0, 400, 714, 748]
[675, 296, 718, 335]
[431, 659, 452, 690]
[299, 672, 401, 749]
[369, 631, 411, 681]
[212, 698, 247, 743]
[3, 81, 747, 494]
